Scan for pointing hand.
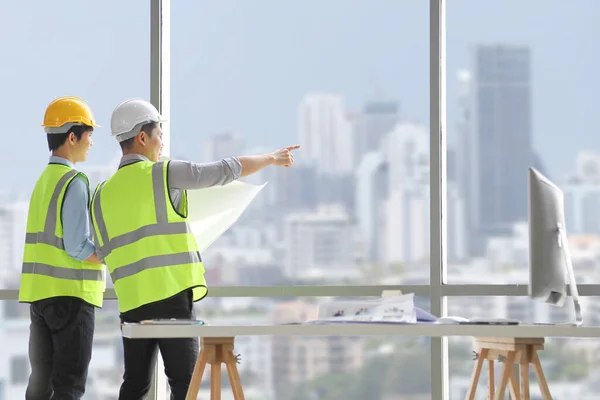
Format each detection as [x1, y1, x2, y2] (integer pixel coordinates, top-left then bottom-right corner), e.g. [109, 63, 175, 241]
[271, 145, 300, 167]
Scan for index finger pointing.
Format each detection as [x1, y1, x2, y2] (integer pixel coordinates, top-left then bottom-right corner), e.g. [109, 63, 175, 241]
[286, 145, 301, 151]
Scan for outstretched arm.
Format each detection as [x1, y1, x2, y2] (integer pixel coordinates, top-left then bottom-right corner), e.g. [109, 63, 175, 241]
[167, 145, 300, 190]
[238, 145, 299, 177]
[168, 158, 242, 190]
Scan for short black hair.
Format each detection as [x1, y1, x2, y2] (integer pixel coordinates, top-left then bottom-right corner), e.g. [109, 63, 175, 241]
[47, 125, 93, 152]
[119, 121, 157, 151]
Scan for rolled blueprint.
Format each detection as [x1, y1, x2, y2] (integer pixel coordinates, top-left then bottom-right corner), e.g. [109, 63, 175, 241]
[186, 180, 267, 252]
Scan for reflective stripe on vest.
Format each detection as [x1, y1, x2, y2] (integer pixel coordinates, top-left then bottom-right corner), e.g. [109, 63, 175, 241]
[23, 169, 76, 251]
[19, 165, 105, 307]
[92, 161, 190, 257]
[90, 160, 206, 313]
[22, 169, 103, 282]
[92, 162, 200, 283]
[21, 262, 103, 281]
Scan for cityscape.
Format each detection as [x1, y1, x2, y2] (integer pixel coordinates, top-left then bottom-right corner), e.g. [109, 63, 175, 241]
[0, 43, 600, 399]
[1, 1, 599, 399]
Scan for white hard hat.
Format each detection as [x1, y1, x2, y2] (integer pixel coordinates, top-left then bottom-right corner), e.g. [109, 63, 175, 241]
[110, 98, 167, 142]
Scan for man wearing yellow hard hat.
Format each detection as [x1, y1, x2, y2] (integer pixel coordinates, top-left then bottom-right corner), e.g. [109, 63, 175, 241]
[90, 98, 298, 399]
[19, 96, 105, 399]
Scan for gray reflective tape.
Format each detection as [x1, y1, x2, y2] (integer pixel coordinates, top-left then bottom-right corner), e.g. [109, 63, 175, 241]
[100, 221, 189, 255]
[93, 162, 189, 265]
[111, 251, 200, 282]
[25, 232, 64, 249]
[22, 170, 105, 284]
[92, 182, 109, 246]
[44, 170, 78, 235]
[26, 169, 78, 250]
[22, 262, 104, 281]
[152, 162, 168, 224]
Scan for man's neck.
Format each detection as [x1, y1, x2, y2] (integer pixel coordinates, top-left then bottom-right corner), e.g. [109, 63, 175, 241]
[51, 150, 75, 164]
[122, 149, 150, 158]
[118, 152, 151, 169]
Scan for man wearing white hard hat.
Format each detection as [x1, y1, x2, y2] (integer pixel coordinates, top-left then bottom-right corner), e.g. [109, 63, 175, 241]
[90, 98, 298, 399]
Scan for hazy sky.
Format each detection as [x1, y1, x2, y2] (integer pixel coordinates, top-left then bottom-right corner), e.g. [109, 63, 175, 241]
[1, 0, 598, 191]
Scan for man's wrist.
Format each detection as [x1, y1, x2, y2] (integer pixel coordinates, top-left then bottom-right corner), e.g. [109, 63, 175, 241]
[266, 153, 276, 164]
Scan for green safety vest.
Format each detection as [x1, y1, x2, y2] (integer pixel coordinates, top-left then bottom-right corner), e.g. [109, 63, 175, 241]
[90, 160, 207, 313]
[19, 164, 105, 307]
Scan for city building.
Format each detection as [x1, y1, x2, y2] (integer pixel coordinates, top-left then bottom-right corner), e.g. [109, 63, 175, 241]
[1, 2, 598, 400]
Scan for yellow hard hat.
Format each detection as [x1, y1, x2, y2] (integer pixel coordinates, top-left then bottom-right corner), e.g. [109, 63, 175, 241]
[42, 96, 101, 132]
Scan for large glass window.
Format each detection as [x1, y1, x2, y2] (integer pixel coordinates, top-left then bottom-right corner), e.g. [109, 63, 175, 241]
[0, 0, 149, 396]
[6, 1, 600, 399]
[446, 0, 600, 286]
[0, 1, 150, 290]
[170, 0, 430, 286]
[445, 2, 600, 397]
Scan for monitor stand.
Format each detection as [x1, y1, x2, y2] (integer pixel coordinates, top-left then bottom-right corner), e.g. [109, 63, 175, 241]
[558, 223, 583, 327]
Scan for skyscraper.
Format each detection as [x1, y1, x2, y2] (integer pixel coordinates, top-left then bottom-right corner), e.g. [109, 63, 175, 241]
[382, 122, 430, 264]
[297, 93, 353, 175]
[468, 44, 534, 254]
[355, 152, 388, 262]
[352, 100, 399, 164]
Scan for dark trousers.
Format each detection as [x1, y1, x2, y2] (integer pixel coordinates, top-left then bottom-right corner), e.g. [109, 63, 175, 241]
[25, 296, 95, 400]
[118, 290, 198, 400]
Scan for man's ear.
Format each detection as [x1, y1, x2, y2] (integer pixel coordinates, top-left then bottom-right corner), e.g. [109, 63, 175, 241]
[68, 132, 77, 145]
[138, 131, 147, 146]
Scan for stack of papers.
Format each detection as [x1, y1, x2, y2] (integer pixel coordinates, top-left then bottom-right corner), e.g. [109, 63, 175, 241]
[300, 294, 438, 325]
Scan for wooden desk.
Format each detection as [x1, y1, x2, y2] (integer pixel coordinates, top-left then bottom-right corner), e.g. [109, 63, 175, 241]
[122, 322, 600, 399]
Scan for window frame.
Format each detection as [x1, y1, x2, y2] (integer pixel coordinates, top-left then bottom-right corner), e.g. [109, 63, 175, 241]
[6, 1, 597, 399]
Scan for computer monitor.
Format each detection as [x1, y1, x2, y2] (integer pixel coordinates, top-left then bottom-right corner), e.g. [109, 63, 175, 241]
[528, 167, 583, 326]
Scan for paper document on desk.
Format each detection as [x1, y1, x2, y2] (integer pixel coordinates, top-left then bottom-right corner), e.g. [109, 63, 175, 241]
[187, 180, 267, 252]
[315, 294, 417, 323]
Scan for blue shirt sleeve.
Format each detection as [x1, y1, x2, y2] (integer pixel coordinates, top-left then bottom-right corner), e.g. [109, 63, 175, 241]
[61, 176, 96, 261]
